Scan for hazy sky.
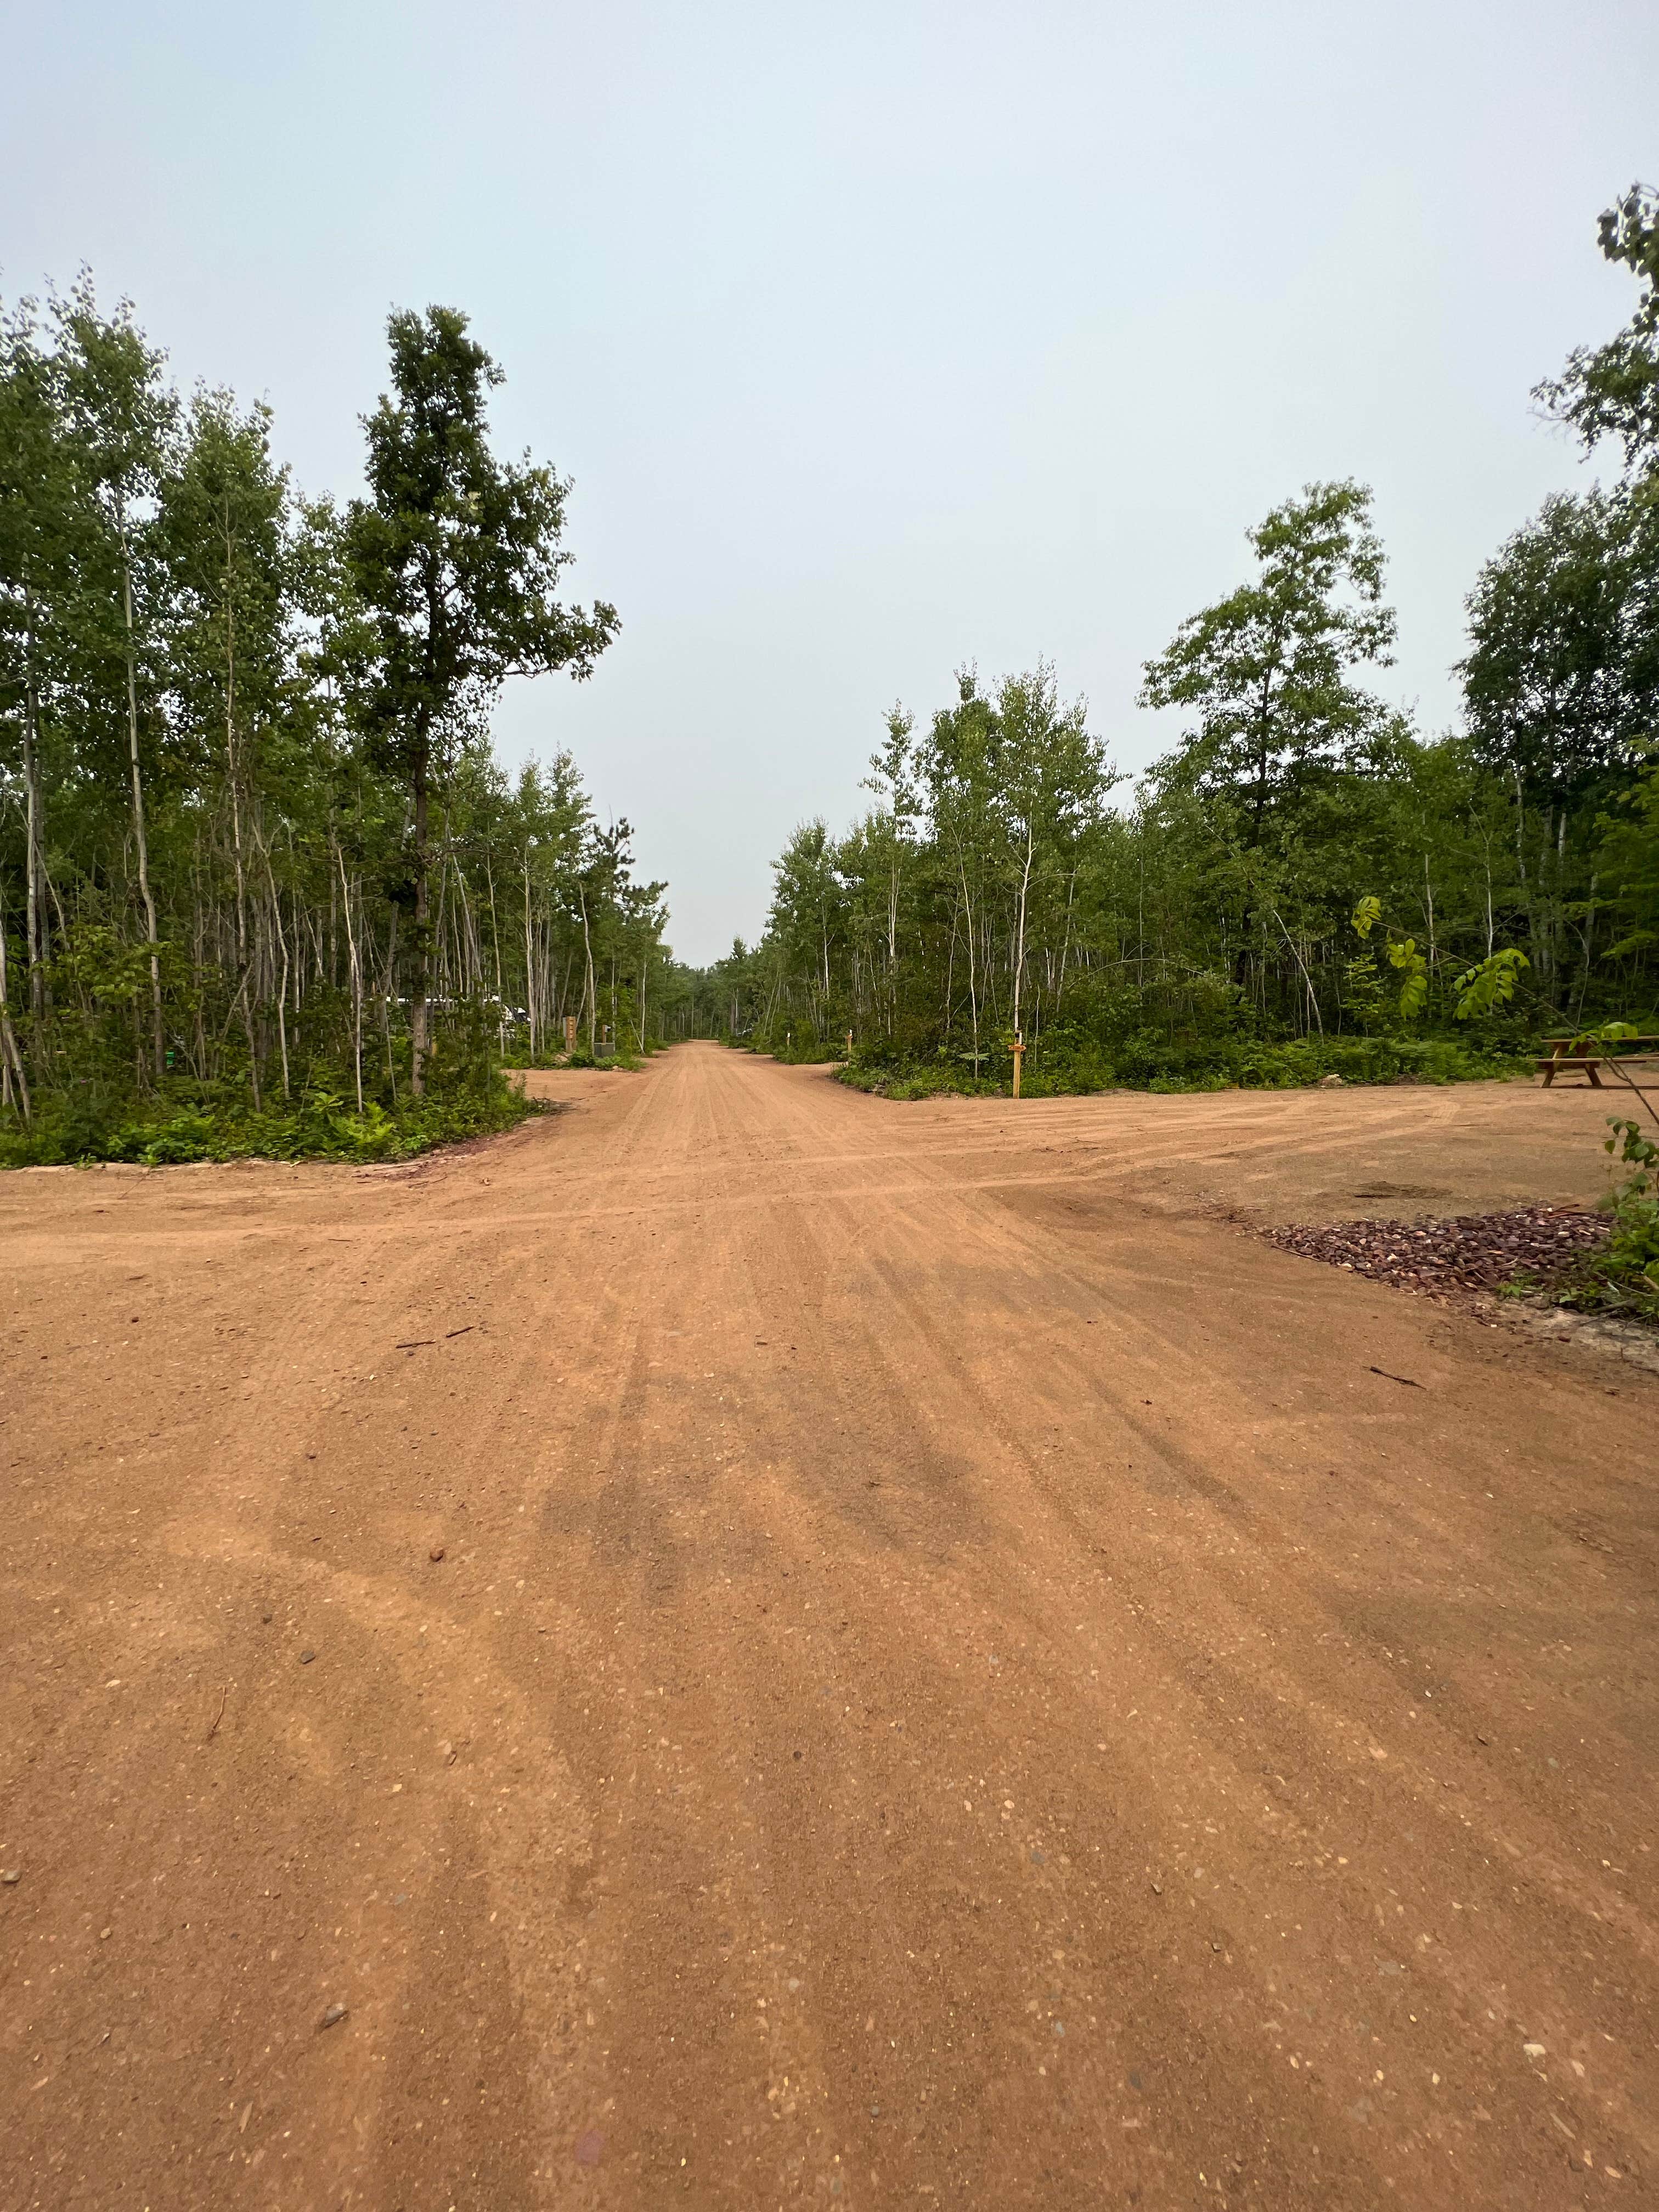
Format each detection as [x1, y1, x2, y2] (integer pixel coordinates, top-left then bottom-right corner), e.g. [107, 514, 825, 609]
[4, 2, 1655, 962]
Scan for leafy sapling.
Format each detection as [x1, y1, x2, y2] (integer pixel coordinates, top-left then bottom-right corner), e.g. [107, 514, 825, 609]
[1351, 898, 1430, 1020]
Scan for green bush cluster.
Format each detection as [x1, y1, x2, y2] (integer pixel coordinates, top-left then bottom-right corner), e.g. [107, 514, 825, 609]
[500, 1046, 646, 1071]
[727, 1035, 848, 1066]
[1545, 1116, 1659, 1325]
[838, 1028, 1533, 1102]
[0, 1071, 538, 1170]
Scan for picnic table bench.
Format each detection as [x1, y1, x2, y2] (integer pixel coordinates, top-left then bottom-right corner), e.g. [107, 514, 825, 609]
[1537, 1034, 1659, 1087]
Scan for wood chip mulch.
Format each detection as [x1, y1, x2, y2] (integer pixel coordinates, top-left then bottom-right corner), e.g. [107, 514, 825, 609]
[1263, 1205, 1610, 1303]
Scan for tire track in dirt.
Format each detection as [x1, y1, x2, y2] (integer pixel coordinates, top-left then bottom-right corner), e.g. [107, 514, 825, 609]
[728, 1107, 1659, 2186]
[3, 1049, 1655, 2209]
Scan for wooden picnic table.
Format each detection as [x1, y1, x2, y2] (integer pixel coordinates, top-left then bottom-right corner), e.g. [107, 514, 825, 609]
[1537, 1034, 1659, 1087]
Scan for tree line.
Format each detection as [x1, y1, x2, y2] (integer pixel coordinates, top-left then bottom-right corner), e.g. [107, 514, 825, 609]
[1, 283, 682, 1158]
[707, 186, 1659, 1093]
[8, 185, 1657, 1149]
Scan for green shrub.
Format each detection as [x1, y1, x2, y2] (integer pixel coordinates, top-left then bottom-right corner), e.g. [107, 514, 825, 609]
[1547, 1117, 1659, 1324]
[837, 1028, 1534, 1101]
[0, 1071, 538, 1170]
[731, 1032, 848, 1065]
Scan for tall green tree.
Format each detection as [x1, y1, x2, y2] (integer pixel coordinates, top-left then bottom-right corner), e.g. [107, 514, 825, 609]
[922, 672, 1005, 1060]
[861, 704, 918, 1034]
[1598, 758, 1659, 969]
[0, 298, 72, 1020]
[1140, 481, 1396, 848]
[991, 664, 1111, 1042]
[159, 388, 294, 1094]
[1459, 489, 1653, 808]
[52, 279, 179, 1077]
[1538, 182, 1659, 481]
[342, 306, 618, 1092]
[1139, 482, 1398, 991]
[1468, 189, 1659, 1006]
[768, 820, 844, 1034]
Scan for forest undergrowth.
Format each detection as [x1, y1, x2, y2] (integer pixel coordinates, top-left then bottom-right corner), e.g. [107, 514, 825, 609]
[0, 1071, 539, 1170]
[832, 1030, 1534, 1101]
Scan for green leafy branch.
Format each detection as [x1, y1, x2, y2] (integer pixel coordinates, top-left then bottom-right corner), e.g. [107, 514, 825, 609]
[1351, 897, 1431, 1019]
[1448, 947, 1531, 1021]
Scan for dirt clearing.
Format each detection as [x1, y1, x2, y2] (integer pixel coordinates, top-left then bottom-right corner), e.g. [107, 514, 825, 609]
[3, 1051, 1655, 2209]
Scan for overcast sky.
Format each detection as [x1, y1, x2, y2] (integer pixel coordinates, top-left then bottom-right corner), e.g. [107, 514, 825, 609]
[4, 2, 1654, 961]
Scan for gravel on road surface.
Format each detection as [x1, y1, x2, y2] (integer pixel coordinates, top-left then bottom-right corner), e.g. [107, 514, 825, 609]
[1265, 1202, 1612, 1301]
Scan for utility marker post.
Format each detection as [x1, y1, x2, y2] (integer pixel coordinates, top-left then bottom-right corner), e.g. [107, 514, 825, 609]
[564, 1014, 577, 1052]
[1012, 1032, 1024, 1099]
[845, 1029, 853, 1059]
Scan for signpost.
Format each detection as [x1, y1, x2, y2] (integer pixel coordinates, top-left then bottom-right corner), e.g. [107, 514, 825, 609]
[1012, 1031, 1024, 1099]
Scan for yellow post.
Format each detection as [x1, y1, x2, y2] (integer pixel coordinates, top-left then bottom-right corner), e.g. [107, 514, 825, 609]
[1012, 1032, 1024, 1098]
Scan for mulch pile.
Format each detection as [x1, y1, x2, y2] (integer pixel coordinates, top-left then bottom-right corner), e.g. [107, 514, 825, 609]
[1263, 1204, 1610, 1304]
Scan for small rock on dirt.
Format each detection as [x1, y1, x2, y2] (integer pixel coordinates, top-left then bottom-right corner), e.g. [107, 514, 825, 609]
[1264, 1205, 1609, 1301]
[299, 1650, 316, 1664]
[428, 1547, 445, 1562]
[1, 1869, 20, 1885]
[319, 2003, 347, 2030]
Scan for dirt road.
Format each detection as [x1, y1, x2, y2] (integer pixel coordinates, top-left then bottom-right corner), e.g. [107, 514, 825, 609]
[4, 1046, 1656, 2210]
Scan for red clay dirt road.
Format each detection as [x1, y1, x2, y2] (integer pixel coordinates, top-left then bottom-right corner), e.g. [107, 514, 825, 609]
[3, 1043, 1656, 2211]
